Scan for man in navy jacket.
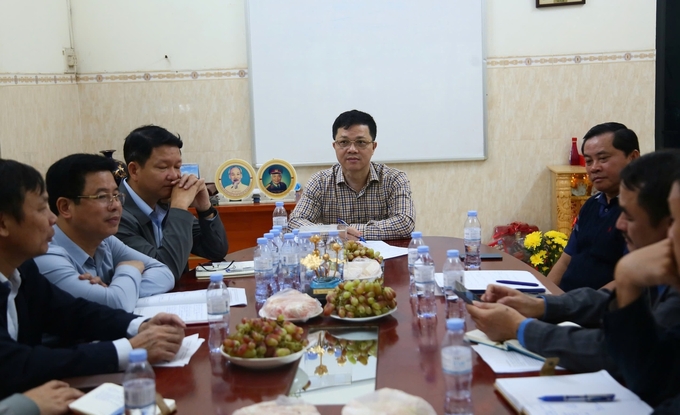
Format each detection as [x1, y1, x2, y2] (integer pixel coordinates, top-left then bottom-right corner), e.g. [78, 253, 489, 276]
[0, 158, 185, 399]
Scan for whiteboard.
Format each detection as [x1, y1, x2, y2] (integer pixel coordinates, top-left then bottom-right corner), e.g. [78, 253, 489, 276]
[247, 0, 486, 166]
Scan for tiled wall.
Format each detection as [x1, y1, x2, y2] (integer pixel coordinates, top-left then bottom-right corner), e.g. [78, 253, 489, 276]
[0, 50, 656, 242]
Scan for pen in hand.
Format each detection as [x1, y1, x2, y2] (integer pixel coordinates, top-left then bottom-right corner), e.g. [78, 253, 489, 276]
[495, 280, 539, 287]
[337, 219, 366, 243]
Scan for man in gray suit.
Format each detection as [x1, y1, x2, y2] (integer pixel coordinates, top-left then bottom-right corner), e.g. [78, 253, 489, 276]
[116, 125, 229, 280]
[466, 150, 680, 375]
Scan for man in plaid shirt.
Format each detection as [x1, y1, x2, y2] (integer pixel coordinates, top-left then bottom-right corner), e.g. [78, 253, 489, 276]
[289, 110, 415, 241]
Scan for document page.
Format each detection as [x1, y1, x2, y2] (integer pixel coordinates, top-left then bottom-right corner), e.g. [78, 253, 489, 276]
[360, 241, 408, 259]
[464, 270, 548, 294]
[135, 288, 247, 308]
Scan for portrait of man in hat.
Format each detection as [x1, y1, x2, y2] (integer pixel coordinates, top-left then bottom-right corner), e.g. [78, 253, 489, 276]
[265, 167, 288, 194]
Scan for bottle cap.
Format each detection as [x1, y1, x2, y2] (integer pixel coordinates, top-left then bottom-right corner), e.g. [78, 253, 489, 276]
[299, 231, 311, 238]
[284, 233, 294, 239]
[273, 225, 283, 230]
[129, 348, 148, 363]
[447, 249, 460, 258]
[275, 201, 284, 207]
[329, 230, 339, 236]
[467, 210, 477, 216]
[411, 231, 422, 238]
[272, 229, 281, 236]
[572, 137, 577, 141]
[210, 273, 223, 282]
[264, 233, 274, 239]
[417, 245, 429, 254]
[292, 229, 299, 235]
[446, 318, 465, 331]
[257, 237, 268, 245]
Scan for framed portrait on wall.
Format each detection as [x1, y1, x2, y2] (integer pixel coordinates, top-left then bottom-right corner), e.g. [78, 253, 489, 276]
[258, 159, 297, 199]
[215, 159, 257, 200]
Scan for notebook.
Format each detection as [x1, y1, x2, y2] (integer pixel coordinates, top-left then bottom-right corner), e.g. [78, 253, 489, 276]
[464, 270, 547, 294]
[133, 288, 247, 324]
[69, 382, 176, 415]
[465, 329, 544, 361]
[495, 370, 653, 415]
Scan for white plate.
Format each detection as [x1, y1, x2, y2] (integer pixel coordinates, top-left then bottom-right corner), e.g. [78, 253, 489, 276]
[330, 331, 379, 341]
[221, 346, 307, 369]
[258, 307, 323, 323]
[329, 306, 397, 322]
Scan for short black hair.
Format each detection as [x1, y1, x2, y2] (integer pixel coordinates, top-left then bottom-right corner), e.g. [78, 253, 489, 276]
[46, 154, 118, 215]
[581, 122, 639, 156]
[0, 159, 45, 222]
[123, 125, 183, 166]
[332, 110, 377, 141]
[620, 149, 680, 227]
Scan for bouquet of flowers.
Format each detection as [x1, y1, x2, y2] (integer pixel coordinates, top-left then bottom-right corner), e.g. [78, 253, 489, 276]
[523, 230, 568, 276]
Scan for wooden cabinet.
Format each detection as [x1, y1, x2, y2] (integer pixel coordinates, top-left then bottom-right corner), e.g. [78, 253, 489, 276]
[548, 165, 592, 237]
[188, 201, 297, 268]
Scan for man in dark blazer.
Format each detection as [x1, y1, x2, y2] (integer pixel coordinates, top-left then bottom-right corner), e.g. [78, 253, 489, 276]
[0, 159, 185, 399]
[116, 125, 229, 280]
[466, 150, 680, 376]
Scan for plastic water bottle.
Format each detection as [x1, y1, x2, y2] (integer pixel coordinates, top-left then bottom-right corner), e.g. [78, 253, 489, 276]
[408, 231, 425, 297]
[206, 273, 230, 353]
[254, 237, 275, 303]
[279, 233, 299, 290]
[442, 249, 465, 318]
[292, 228, 300, 244]
[273, 201, 288, 231]
[414, 245, 436, 319]
[123, 349, 156, 415]
[297, 231, 314, 292]
[271, 228, 284, 249]
[441, 318, 473, 415]
[264, 232, 280, 292]
[463, 211, 481, 270]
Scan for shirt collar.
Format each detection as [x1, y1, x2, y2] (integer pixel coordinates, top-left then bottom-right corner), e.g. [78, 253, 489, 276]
[123, 179, 154, 217]
[0, 269, 21, 290]
[52, 224, 91, 267]
[334, 163, 380, 186]
[596, 192, 619, 208]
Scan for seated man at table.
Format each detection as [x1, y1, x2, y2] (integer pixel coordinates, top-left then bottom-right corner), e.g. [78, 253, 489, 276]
[117, 125, 228, 280]
[34, 154, 175, 313]
[602, 162, 680, 410]
[288, 110, 415, 240]
[0, 158, 185, 398]
[548, 123, 640, 292]
[466, 150, 680, 375]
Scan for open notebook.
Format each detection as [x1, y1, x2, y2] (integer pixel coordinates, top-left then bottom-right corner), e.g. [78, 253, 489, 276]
[134, 288, 247, 324]
[69, 383, 176, 415]
[464, 270, 547, 294]
[495, 370, 652, 415]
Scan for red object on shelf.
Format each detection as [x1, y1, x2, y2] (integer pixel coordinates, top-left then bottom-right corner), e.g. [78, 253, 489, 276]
[570, 137, 580, 166]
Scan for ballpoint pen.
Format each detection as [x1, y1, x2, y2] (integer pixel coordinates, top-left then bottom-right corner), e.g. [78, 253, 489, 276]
[538, 394, 616, 402]
[495, 280, 539, 287]
[337, 219, 366, 243]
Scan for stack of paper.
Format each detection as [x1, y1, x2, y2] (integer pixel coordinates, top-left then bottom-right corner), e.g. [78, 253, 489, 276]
[495, 370, 653, 415]
[69, 382, 176, 415]
[134, 288, 247, 324]
[359, 241, 408, 259]
[154, 333, 204, 367]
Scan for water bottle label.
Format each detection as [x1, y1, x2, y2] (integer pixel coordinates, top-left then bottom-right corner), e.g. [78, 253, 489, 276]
[463, 228, 481, 240]
[273, 217, 287, 227]
[124, 379, 156, 410]
[441, 346, 472, 374]
[408, 249, 418, 265]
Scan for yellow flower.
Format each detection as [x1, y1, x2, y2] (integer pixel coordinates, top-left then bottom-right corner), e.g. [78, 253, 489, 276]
[545, 230, 568, 240]
[524, 231, 543, 250]
[530, 251, 546, 267]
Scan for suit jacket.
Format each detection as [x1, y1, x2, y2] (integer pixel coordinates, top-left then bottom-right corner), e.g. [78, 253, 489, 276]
[0, 260, 136, 398]
[604, 292, 680, 407]
[523, 286, 680, 375]
[116, 184, 229, 280]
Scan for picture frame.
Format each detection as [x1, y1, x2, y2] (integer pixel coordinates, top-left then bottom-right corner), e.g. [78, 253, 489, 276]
[536, 0, 585, 8]
[258, 159, 297, 200]
[215, 159, 257, 201]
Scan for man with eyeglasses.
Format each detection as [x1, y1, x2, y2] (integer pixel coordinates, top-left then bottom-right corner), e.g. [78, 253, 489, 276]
[289, 110, 415, 240]
[33, 154, 174, 312]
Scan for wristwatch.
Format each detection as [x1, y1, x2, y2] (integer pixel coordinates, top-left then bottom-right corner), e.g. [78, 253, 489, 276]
[197, 206, 217, 219]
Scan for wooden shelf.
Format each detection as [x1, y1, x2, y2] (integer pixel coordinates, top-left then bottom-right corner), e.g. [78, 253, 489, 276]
[547, 165, 590, 237]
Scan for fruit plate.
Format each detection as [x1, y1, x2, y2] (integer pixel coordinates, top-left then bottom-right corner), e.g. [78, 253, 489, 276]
[328, 306, 397, 322]
[220, 346, 308, 370]
[258, 306, 323, 323]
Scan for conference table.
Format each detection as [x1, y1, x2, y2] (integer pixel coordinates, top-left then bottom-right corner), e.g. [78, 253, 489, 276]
[72, 236, 561, 414]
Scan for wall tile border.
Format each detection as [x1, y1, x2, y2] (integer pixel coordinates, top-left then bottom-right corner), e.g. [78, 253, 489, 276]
[487, 49, 655, 68]
[0, 49, 655, 87]
[0, 68, 248, 87]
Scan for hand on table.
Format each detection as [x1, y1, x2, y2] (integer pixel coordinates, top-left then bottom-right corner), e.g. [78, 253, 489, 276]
[132, 313, 186, 363]
[78, 273, 107, 287]
[23, 380, 83, 415]
[481, 284, 545, 318]
[466, 301, 526, 342]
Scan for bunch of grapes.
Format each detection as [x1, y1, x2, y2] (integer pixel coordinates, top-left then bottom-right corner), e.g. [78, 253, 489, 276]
[343, 241, 383, 263]
[325, 333, 378, 366]
[323, 279, 397, 318]
[222, 316, 308, 359]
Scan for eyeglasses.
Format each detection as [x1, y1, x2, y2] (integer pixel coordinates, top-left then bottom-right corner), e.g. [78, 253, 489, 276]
[76, 193, 126, 206]
[197, 260, 235, 273]
[334, 140, 374, 149]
